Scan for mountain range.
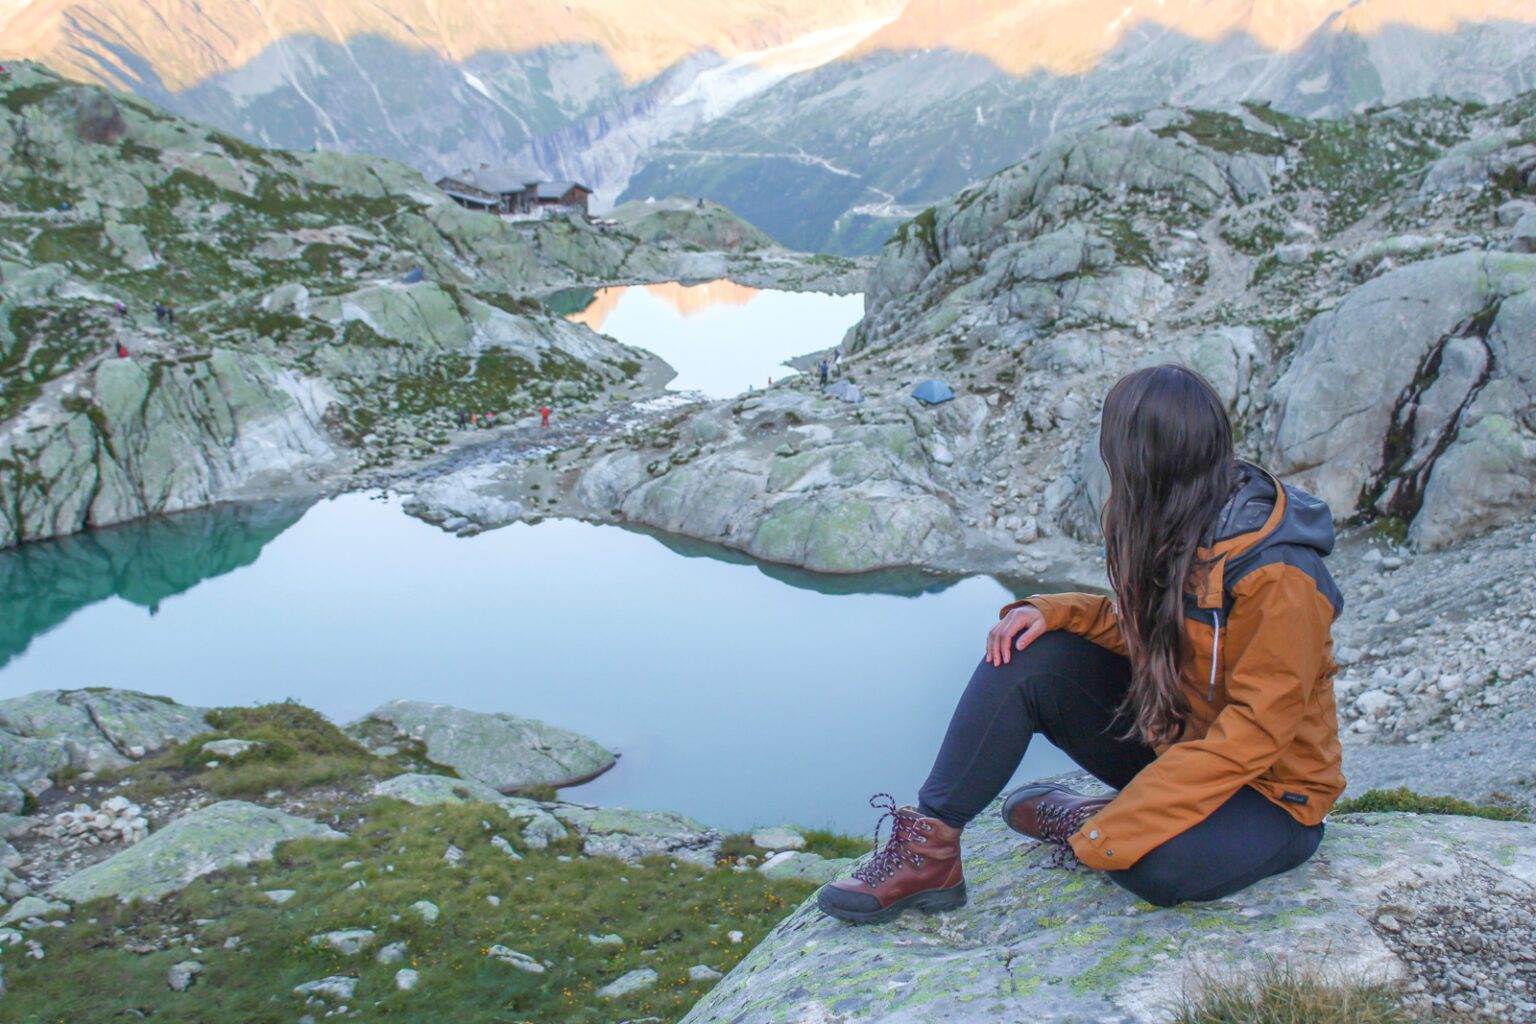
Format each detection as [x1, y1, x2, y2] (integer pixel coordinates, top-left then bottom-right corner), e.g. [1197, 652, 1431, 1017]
[6, 0, 1536, 252]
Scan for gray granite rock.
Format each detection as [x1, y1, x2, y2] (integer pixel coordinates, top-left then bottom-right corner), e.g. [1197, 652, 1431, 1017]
[49, 801, 341, 903]
[682, 780, 1536, 1024]
[0, 689, 208, 789]
[353, 701, 615, 791]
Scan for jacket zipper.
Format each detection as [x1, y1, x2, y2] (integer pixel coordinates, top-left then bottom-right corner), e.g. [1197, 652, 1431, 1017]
[1207, 608, 1222, 702]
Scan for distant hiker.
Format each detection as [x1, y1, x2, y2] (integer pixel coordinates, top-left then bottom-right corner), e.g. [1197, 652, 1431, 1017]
[153, 302, 166, 323]
[166, 306, 176, 326]
[819, 359, 830, 385]
[114, 301, 127, 318]
[540, 406, 551, 428]
[767, 376, 773, 388]
[115, 341, 129, 358]
[456, 409, 468, 429]
[817, 364, 1345, 923]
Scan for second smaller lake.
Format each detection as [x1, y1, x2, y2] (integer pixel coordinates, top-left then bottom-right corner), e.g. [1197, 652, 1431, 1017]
[566, 280, 863, 399]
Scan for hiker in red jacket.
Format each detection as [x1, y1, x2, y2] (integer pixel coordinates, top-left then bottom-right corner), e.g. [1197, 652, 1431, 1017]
[540, 406, 551, 428]
[115, 341, 129, 358]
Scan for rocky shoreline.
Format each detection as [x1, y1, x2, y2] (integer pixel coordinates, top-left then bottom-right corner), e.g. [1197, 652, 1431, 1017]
[0, 691, 1531, 1021]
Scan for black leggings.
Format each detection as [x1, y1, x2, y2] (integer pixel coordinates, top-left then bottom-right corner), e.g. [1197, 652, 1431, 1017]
[917, 630, 1323, 907]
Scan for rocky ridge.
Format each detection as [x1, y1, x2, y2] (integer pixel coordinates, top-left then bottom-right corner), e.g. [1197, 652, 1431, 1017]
[0, 61, 862, 550]
[458, 89, 1536, 581]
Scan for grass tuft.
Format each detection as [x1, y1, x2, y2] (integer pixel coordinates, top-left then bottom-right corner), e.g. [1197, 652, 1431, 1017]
[1174, 962, 1413, 1024]
[1333, 787, 1529, 822]
[122, 701, 402, 799]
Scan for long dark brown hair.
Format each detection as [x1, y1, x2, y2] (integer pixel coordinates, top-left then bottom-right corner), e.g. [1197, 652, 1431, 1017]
[1099, 365, 1236, 746]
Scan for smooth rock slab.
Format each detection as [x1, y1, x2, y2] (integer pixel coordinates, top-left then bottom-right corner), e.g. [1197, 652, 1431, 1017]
[681, 778, 1536, 1024]
[758, 851, 854, 885]
[49, 801, 342, 903]
[0, 689, 208, 786]
[353, 701, 615, 791]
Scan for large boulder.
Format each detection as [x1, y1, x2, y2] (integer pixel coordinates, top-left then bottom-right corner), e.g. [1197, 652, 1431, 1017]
[352, 700, 615, 792]
[574, 391, 970, 574]
[1269, 251, 1536, 547]
[682, 785, 1536, 1024]
[49, 801, 341, 903]
[0, 689, 208, 788]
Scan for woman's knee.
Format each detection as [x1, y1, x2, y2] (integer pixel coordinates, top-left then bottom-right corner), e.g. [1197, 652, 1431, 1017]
[1109, 855, 1191, 908]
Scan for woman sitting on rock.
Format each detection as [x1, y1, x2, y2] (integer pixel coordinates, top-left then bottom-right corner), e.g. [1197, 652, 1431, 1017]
[819, 364, 1345, 922]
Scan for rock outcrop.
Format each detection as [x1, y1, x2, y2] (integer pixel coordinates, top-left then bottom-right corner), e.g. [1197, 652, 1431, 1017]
[48, 800, 341, 903]
[573, 89, 1536, 574]
[352, 700, 616, 792]
[684, 784, 1536, 1023]
[1271, 251, 1536, 548]
[0, 688, 208, 791]
[0, 61, 852, 549]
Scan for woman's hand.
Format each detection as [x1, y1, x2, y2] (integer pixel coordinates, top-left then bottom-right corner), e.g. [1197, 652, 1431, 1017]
[986, 605, 1047, 667]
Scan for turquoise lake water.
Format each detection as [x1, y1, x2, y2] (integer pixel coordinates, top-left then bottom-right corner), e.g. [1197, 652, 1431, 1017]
[0, 494, 1075, 832]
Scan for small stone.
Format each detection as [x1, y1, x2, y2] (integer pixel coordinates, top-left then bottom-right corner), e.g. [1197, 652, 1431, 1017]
[486, 895, 500, 907]
[588, 933, 624, 947]
[167, 960, 202, 992]
[597, 967, 659, 998]
[294, 975, 357, 1002]
[443, 844, 463, 866]
[486, 945, 544, 973]
[376, 941, 408, 965]
[750, 826, 806, 851]
[490, 835, 522, 860]
[395, 968, 420, 991]
[410, 900, 439, 924]
[689, 964, 723, 982]
[1384, 608, 1402, 623]
[727, 930, 744, 944]
[1376, 913, 1402, 932]
[201, 739, 260, 758]
[264, 889, 296, 905]
[308, 929, 376, 956]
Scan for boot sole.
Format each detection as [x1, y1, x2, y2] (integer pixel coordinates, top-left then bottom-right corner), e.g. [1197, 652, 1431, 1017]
[1000, 782, 1080, 839]
[817, 882, 967, 925]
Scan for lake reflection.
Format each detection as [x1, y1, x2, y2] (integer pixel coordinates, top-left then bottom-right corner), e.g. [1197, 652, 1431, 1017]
[0, 496, 1073, 832]
[567, 281, 863, 400]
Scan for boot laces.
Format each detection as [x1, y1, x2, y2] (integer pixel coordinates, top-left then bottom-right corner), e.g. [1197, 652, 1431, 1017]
[852, 793, 928, 886]
[1033, 801, 1096, 870]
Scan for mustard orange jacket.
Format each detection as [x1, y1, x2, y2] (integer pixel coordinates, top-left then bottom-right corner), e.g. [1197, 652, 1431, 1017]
[1002, 461, 1345, 871]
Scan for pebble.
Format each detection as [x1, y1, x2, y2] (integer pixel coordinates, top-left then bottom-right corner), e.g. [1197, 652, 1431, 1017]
[263, 890, 296, 905]
[588, 933, 624, 947]
[727, 930, 745, 944]
[410, 900, 440, 924]
[394, 968, 419, 992]
[689, 964, 723, 981]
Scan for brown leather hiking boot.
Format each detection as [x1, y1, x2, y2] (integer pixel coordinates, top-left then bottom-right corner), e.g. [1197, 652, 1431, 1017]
[1002, 781, 1111, 845]
[816, 795, 966, 925]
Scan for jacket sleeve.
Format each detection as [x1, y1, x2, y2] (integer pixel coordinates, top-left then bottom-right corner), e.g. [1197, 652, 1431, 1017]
[1000, 592, 1127, 656]
[1067, 564, 1327, 871]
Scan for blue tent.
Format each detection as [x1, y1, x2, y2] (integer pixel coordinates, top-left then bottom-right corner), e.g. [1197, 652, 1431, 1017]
[402, 267, 425, 284]
[911, 379, 955, 405]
